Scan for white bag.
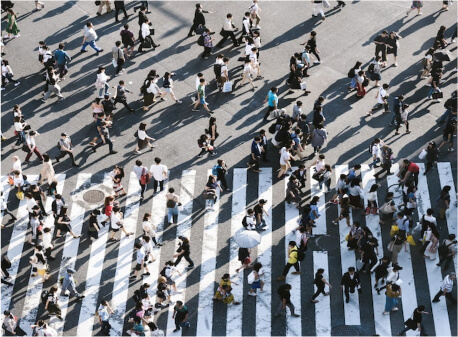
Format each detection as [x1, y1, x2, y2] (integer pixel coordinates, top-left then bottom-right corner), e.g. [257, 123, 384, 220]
[300, 82, 307, 90]
[323, 0, 330, 8]
[222, 81, 233, 93]
[418, 149, 427, 160]
[270, 109, 282, 118]
[247, 271, 255, 284]
[112, 59, 118, 68]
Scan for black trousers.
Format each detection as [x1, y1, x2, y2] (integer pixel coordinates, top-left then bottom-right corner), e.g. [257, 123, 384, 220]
[55, 150, 77, 165]
[174, 253, 194, 267]
[153, 179, 164, 192]
[263, 106, 275, 120]
[375, 45, 387, 62]
[433, 289, 457, 303]
[344, 285, 356, 300]
[201, 46, 212, 58]
[282, 262, 299, 276]
[116, 58, 124, 75]
[312, 285, 326, 299]
[249, 157, 260, 170]
[114, 97, 133, 111]
[94, 137, 114, 153]
[217, 31, 237, 47]
[217, 173, 228, 189]
[115, 7, 128, 21]
[138, 180, 146, 198]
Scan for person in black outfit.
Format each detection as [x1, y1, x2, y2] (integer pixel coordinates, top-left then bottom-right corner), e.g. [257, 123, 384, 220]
[188, 3, 212, 37]
[173, 236, 194, 270]
[113, 80, 134, 112]
[311, 268, 331, 303]
[138, 6, 148, 28]
[398, 305, 429, 336]
[360, 237, 378, 272]
[259, 129, 269, 162]
[374, 30, 388, 63]
[287, 53, 302, 85]
[88, 209, 101, 241]
[133, 1, 150, 13]
[114, 1, 129, 22]
[248, 136, 262, 172]
[93, 121, 117, 155]
[275, 284, 300, 317]
[340, 267, 361, 303]
[292, 164, 307, 189]
[1, 255, 13, 286]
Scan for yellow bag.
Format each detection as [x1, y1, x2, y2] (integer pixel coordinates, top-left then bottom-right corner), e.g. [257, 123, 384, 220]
[406, 235, 416, 246]
[390, 225, 399, 237]
[345, 233, 350, 241]
[16, 191, 24, 200]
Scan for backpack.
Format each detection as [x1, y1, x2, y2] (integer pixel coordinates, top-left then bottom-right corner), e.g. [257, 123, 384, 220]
[212, 165, 219, 176]
[368, 63, 375, 74]
[160, 266, 168, 277]
[41, 290, 49, 304]
[242, 216, 248, 228]
[166, 199, 176, 208]
[299, 234, 308, 252]
[140, 83, 147, 95]
[438, 240, 454, 258]
[198, 138, 204, 148]
[197, 35, 205, 46]
[268, 123, 277, 134]
[213, 63, 222, 77]
[140, 168, 150, 185]
[368, 140, 375, 154]
[296, 248, 306, 262]
[133, 290, 141, 303]
[347, 68, 355, 78]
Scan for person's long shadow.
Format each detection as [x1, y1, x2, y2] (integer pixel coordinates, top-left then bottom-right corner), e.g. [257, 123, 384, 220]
[32, 0, 75, 22]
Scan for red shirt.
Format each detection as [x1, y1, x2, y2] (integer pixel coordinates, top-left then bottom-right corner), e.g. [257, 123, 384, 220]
[105, 204, 113, 216]
[407, 162, 420, 173]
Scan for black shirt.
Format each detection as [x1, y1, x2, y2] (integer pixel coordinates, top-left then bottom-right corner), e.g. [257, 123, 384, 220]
[278, 285, 292, 304]
[138, 11, 148, 26]
[374, 34, 387, 45]
[413, 310, 423, 324]
[254, 204, 263, 218]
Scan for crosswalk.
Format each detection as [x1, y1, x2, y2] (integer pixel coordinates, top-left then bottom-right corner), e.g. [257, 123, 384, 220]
[1, 162, 456, 336]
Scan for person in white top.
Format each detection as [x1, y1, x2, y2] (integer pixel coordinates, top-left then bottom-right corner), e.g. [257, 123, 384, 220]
[141, 213, 162, 246]
[9, 156, 22, 174]
[134, 122, 156, 154]
[365, 183, 380, 215]
[249, 47, 262, 78]
[12, 170, 25, 190]
[432, 273, 456, 303]
[24, 131, 43, 162]
[244, 209, 257, 230]
[215, 13, 239, 48]
[132, 242, 150, 278]
[369, 138, 384, 169]
[108, 206, 133, 241]
[149, 157, 168, 193]
[80, 22, 103, 53]
[160, 72, 182, 104]
[12, 116, 27, 150]
[249, 0, 261, 28]
[367, 83, 390, 116]
[277, 143, 292, 179]
[237, 59, 257, 90]
[138, 19, 159, 52]
[1, 59, 20, 90]
[133, 160, 149, 199]
[95, 66, 111, 99]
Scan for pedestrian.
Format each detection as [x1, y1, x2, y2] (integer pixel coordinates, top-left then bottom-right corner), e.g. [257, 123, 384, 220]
[398, 159, 419, 187]
[192, 78, 213, 113]
[133, 160, 149, 199]
[95, 66, 111, 99]
[60, 268, 85, 300]
[238, 12, 252, 46]
[204, 175, 222, 210]
[113, 80, 135, 112]
[371, 256, 391, 287]
[134, 123, 156, 154]
[114, 1, 129, 22]
[365, 183, 380, 215]
[406, 0, 423, 16]
[93, 121, 117, 155]
[285, 176, 301, 207]
[23, 131, 43, 163]
[160, 72, 182, 104]
[97, 1, 112, 16]
[306, 31, 321, 64]
[173, 236, 195, 270]
[247, 136, 262, 172]
[97, 300, 114, 335]
[367, 83, 390, 116]
[426, 68, 443, 102]
[201, 28, 215, 60]
[311, 0, 325, 21]
[45, 286, 63, 320]
[341, 267, 361, 303]
[80, 22, 103, 53]
[53, 43, 71, 80]
[4, 8, 20, 39]
[277, 143, 292, 179]
[374, 30, 388, 65]
[310, 268, 331, 303]
[108, 206, 133, 241]
[247, 262, 264, 297]
[112, 41, 125, 76]
[311, 123, 327, 155]
[55, 133, 79, 166]
[277, 241, 301, 281]
[398, 305, 429, 336]
[254, 199, 269, 231]
[437, 90, 457, 124]
[213, 273, 241, 304]
[161, 260, 182, 292]
[1, 192, 16, 225]
[420, 48, 435, 79]
[436, 233, 456, 269]
[165, 188, 180, 226]
[394, 103, 411, 135]
[374, 145, 394, 179]
[131, 242, 150, 279]
[437, 185, 451, 219]
[37, 154, 55, 185]
[332, 194, 351, 226]
[356, 70, 367, 98]
[51, 194, 66, 219]
[140, 74, 159, 111]
[437, 119, 456, 153]
[432, 272, 457, 304]
[262, 87, 279, 121]
[389, 231, 407, 266]
[172, 301, 190, 332]
[120, 24, 135, 58]
[216, 13, 239, 48]
[150, 157, 168, 193]
[138, 19, 160, 52]
[2, 310, 26, 336]
[360, 237, 379, 272]
[213, 159, 229, 191]
[382, 282, 401, 315]
[87, 209, 101, 241]
[41, 67, 64, 102]
[188, 3, 212, 37]
[197, 134, 217, 157]
[110, 166, 127, 197]
[56, 206, 80, 239]
[275, 284, 300, 317]
[334, 1, 346, 9]
[386, 31, 401, 66]
[434, 25, 448, 49]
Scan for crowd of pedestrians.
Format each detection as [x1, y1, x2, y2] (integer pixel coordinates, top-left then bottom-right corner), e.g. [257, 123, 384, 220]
[1, 0, 457, 336]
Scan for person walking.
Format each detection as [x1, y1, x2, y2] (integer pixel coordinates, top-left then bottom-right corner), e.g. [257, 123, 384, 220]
[275, 284, 300, 317]
[45, 286, 63, 320]
[341, 267, 361, 303]
[374, 30, 388, 65]
[247, 136, 262, 172]
[54, 43, 71, 80]
[60, 268, 85, 300]
[382, 282, 401, 315]
[55, 133, 79, 167]
[131, 242, 150, 279]
[38, 154, 55, 185]
[112, 41, 125, 76]
[436, 234, 456, 269]
[114, 1, 129, 22]
[432, 272, 457, 304]
[173, 236, 195, 270]
[80, 22, 103, 54]
[133, 160, 149, 199]
[398, 305, 429, 336]
[165, 188, 180, 225]
[4, 8, 20, 39]
[311, 123, 327, 155]
[192, 78, 213, 113]
[311, 0, 325, 20]
[213, 159, 229, 191]
[389, 231, 407, 266]
[160, 72, 182, 104]
[120, 24, 135, 58]
[108, 206, 133, 241]
[2, 310, 27, 336]
[215, 13, 239, 48]
[41, 67, 64, 103]
[150, 157, 168, 193]
[188, 3, 212, 37]
[95, 66, 111, 98]
[437, 119, 456, 153]
[386, 31, 401, 66]
[97, 300, 114, 335]
[24, 131, 44, 163]
[262, 87, 279, 121]
[172, 301, 190, 332]
[96, 1, 112, 16]
[371, 256, 391, 288]
[201, 28, 215, 59]
[113, 80, 135, 112]
[1, 60, 20, 90]
[88, 209, 101, 241]
[92, 121, 117, 155]
[311, 268, 331, 303]
[406, 0, 423, 16]
[367, 83, 390, 116]
[277, 241, 301, 281]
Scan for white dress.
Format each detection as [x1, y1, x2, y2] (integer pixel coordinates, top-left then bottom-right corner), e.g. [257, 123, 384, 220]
[424, 234, 438, 260]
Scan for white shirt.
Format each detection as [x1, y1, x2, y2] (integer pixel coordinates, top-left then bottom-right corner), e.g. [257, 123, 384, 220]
[43, 51, 53, 63]
[423, 214, 437, 225]
[377, 87, 387, 104]
[441, 275, 455, 292]
[97, 72, 109, 84]
[136, 247, 146, 264]
[27, 198, 37, 213]
[137, 130, 147, 140]
[245, 43, 254, 56]
[279, 147, 290, 165]
[26, 136, 36, 148]
[142, 220, 157, 236]
[14, 122, 24, 132]
[140, 237, 154, 254]
[367, 191, 377, 201]
[141, 23, 150, 39]
[13, 175, 24, 188]
[42, 232, 53, 249]
[250, 2, 259, 14]
[12, 159, 22, 173]
[164, 265, 178, 278]
[315, 160, 325, 172]
[242, 16, 250, 33]
[243, 63, 253, 74]
[220, 64, 228, 76]
[371, 143, 381, 158]
[150, 164, 167, 181]
[253, 36, 261, 48]
[133, 165, 147, 180]
[223, 18, 234, 31]
[110, 212, 123, 229]
[245, 215, 256, 230]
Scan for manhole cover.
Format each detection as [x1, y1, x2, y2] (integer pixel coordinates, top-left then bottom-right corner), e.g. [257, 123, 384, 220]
[82, 190, 105, 203]
[332, 325, 360, 336]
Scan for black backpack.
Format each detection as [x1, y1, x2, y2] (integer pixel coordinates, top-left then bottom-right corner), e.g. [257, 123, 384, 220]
[213, 63, 222, 77]
[296, 249, 306, 262]
[438, 240, 454, 258]
[197, 35, 204, 46]
[368, 140, 375, 154]
[41, 290, 49, 304]
[368, 63, 375, 74]
[347, 68, 355, 78]
[160, 266, 168, 277]
[242, 216, 248, 228]
[268, 123, 277, 134]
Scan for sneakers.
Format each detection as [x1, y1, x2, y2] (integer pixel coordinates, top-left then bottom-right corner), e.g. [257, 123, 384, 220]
[14, 82, 20, 86]
[447, 148, 454, 152]
[192, 108, 199, 112]
[276, 275, 286, 281]
[176, 100, 182, 104]
[248, 291, 257, 296]
[211, 152, 217, 156]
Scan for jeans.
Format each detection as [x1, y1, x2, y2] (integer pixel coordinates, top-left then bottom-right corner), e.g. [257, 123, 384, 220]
[256, 217, 267, 231]
[427, 87, 441, 99]
[138, 180, 146, 198]
[2, 73, 18, 87]
[369, 157, 381, 168]
[384, 296, 397, 312]
[81, 40, 102, 52]
[167, 206, 178, 224]
[275, 301, 296, 316]
[15, 131, 25, 146]
[98, 83, 110, 98]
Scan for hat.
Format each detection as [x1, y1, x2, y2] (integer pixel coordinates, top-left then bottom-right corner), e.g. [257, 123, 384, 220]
[429, 141, 436, 146]
[61, 133, 68, 137]
[392, 265, 403, 271]
[66, 268, 76, 274]
[259, 199, 267, 204]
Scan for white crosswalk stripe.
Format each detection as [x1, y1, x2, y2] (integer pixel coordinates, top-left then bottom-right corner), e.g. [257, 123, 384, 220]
[1, 163, 456, 337]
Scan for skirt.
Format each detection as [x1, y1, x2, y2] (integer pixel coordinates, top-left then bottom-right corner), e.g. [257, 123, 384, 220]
[349, 195, 362, 208]
[143, 92, 155, 106]
[137, 138, 148, 150]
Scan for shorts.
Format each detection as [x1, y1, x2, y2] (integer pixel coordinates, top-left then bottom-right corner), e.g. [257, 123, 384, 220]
[164, 87, 172, 93]
[371, 73, 381, 81]
[200, 98, 206, 105]
[280, 164, 287, 171]
[38, 268, 47, 276]
[135, 263, 142, 271]
[443, 135, 452, 144]
[123, 42, 134, 49]
[251, 280, 261, 289]
[166, 276, 175, 286]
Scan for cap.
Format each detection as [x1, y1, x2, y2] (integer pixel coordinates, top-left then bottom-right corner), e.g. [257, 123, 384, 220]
[259, 199, 267, 204]
[67, 268, 76, 274]
[61, 133, 68, 137]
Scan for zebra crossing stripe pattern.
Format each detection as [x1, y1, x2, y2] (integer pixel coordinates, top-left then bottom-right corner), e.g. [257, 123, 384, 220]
[313, 250, 331, 336]
[309, 167, 327, 235]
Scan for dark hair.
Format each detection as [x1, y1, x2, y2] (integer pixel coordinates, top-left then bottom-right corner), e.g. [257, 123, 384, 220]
[115, 41, 121, 47]
[58, 43, 65, 49]
[168, 187, 175, 193]
[288, 240, 296, 247]
[124, 24, 129, 29]
[139, 123, 146, 131]
[417, 305, 426, 312]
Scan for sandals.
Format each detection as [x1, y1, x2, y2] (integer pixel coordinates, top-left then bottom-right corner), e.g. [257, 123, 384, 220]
[109, 238, 120, 241]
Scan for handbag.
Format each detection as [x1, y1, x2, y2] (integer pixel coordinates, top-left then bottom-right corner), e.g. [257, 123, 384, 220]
[149, 29, 155, 36]
[16, 191, 24, 200]
[418, 149, 427, 160]
[95, 1, 101, 5]
[112, 59, 118, 68]
[22, 144, 31, 153]
[222, 81, 233, 93]
[196, 25, 206, 35]
[8, 176, 14, 186]
[380, 202, 395, 214]
[432, 92, 443, 99]
[300, 82, 307, 90]
[134, 130, 138, 138]
[404, 318, 416, 330]
[204, 191, 216, 200]
[141, 39, 152, 49]
[220, 28, 226, 36]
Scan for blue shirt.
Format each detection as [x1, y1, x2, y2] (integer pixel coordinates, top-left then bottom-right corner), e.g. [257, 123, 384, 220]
[98, 306, 109, 321]
[267, 91, 278, 108]
[54, 49, 71, 65]
[251, 140, 262, 158]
